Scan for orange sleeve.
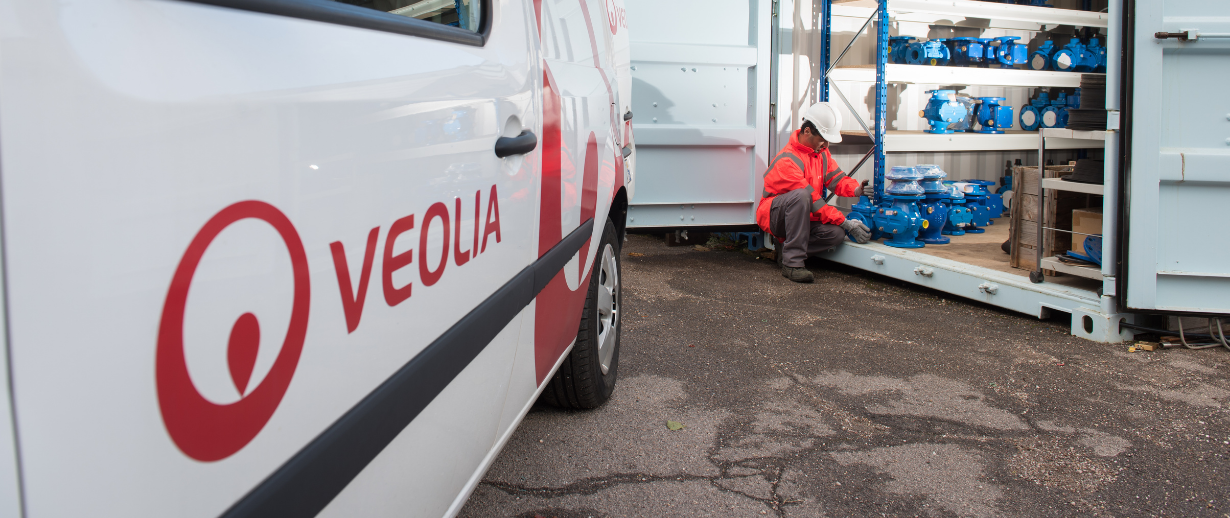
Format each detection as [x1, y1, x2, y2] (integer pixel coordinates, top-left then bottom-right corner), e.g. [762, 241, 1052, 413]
[815, 204, 846, 225]
[833, 176, 860, 198]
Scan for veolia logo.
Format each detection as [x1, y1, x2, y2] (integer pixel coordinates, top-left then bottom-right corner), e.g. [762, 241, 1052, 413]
[606, 0, 626, 35]
[156, 201, 311, 462]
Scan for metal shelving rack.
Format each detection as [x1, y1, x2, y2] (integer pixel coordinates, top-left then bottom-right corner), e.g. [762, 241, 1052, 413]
[819, 0, 1109, 204]
[813, 0, 1132, 343]
[1032, 128, 1109, 283]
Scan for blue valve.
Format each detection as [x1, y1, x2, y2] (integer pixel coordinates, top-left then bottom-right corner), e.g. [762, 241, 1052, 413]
[946, 38, 987, 67]
[941, 185, 973, 236]
[963, 180, 1004, 222]
[1040, 92, 1069, 128]
[985, 36, 1029, 68]
[972, 97, 1014, 134]
[953, 182, 990, 233]
[907, 39, 951, 66]
[1019, 92, 1051, 131]
[1030, 40, 1056, 70]
[1053, 36, 1105, 72]
[921, 90, 968, 134]
[1085, 37, 1107, 72]
[889, 37, 916, 64]
[845, 197, 886, 242]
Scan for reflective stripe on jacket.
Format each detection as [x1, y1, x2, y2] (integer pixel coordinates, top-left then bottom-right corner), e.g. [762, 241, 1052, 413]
[755, 130, 861, 234]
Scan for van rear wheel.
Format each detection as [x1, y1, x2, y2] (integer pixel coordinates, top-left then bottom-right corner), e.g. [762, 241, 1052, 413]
[541, 218, 622, 409]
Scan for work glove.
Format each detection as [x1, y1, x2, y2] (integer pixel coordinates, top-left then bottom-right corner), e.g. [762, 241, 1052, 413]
[840, 218, 872, 244]
[861, 180, 874, 197]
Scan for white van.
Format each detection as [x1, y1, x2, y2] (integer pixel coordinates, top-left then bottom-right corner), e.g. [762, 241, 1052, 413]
[0, 0, 633, 516]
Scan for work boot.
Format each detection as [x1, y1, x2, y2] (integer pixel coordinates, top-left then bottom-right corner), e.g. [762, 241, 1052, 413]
[781, 266, 814, 283]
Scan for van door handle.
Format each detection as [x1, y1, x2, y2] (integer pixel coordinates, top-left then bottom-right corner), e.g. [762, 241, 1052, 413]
[494, 130, 537, 158]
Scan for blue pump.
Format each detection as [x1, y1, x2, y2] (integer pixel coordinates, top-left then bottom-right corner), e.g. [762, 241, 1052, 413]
[985, 36, 1029, 68]
[972, 97, 1014, 133]
[1030, 40, 1057, 70]
[889, 37, 916, 64]
[906, 39, 950, 66]
[946, 38, 987, 67]
[921, 90, 968, 134]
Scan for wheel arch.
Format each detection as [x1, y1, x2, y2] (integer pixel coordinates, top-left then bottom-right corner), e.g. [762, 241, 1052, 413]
[610, 186, 628, 239]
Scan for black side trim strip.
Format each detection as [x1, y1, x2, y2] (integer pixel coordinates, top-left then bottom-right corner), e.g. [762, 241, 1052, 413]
[221, 218, 597, 518]
[181, 0, 492, 47]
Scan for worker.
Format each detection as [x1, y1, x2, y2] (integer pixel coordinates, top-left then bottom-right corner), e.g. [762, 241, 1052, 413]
[756, 102, 871, 283]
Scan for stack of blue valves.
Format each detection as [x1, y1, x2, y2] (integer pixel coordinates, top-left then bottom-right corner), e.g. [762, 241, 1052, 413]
[923, 92, 1016, 133]
[1019, 89, 1080, 131]
[916, 165, 951, 245]
[843, 166, 1010, 246]
[1029, 34, 1107, 72]
[889, 36, 1028, 68]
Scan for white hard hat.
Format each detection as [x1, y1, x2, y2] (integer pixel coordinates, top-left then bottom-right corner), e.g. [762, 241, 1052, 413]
[802, 102, 843, 144]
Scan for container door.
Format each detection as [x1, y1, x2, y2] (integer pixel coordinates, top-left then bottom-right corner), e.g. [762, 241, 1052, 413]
[1121, 0, 1230, 313]
[623, 0, 772, 227]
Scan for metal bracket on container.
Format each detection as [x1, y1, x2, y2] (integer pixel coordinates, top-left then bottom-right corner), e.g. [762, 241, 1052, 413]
[913, 266, 934, 277]
[871, 255, 886, 265]
[978, 282, 999, 295]
[1154, 30, 1230, 41]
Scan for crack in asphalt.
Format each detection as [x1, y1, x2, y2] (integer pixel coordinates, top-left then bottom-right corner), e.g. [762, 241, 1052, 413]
[482, 469, 799, 516]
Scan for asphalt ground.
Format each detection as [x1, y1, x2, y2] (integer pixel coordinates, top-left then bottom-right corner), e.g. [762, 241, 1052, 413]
[459, 233, 1230, 518]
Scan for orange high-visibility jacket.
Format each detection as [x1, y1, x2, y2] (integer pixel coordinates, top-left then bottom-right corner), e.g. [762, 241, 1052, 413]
[755, 130, 860, 234]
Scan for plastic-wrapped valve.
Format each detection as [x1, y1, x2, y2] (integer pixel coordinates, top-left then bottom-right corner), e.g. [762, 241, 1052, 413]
[915, 164, 947, 193]
[885, 166, 926, 196]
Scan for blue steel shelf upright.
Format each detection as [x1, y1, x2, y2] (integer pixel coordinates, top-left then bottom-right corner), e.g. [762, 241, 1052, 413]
[873, 0, 888, 205]
[818, 0, 887, 204]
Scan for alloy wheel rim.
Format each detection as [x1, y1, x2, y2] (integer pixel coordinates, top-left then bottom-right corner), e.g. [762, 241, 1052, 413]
[596, 243, 619, 375]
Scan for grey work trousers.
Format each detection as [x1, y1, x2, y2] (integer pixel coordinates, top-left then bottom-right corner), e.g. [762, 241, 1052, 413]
[768, 188, 846, 268]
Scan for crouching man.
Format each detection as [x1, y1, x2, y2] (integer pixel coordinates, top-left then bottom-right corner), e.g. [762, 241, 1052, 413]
[756, 102, 871, 283]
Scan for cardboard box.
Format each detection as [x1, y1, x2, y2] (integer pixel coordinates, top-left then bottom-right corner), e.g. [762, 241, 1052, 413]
[1071, 208, 1102, 255]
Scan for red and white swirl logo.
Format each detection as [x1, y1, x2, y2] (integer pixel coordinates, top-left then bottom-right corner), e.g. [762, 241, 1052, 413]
[606, 0, 626, 35]
[156, 201, 311, 462]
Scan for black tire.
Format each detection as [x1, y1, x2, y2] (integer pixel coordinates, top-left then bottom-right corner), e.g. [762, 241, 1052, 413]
[541, 218, 622, 409]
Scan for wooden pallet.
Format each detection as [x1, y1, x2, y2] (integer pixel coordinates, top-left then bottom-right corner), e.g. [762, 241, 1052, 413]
[1009, 164, 1098, 272]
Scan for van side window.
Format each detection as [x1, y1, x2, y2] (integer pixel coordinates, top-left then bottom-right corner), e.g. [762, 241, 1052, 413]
[335, 0, 482, 31]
